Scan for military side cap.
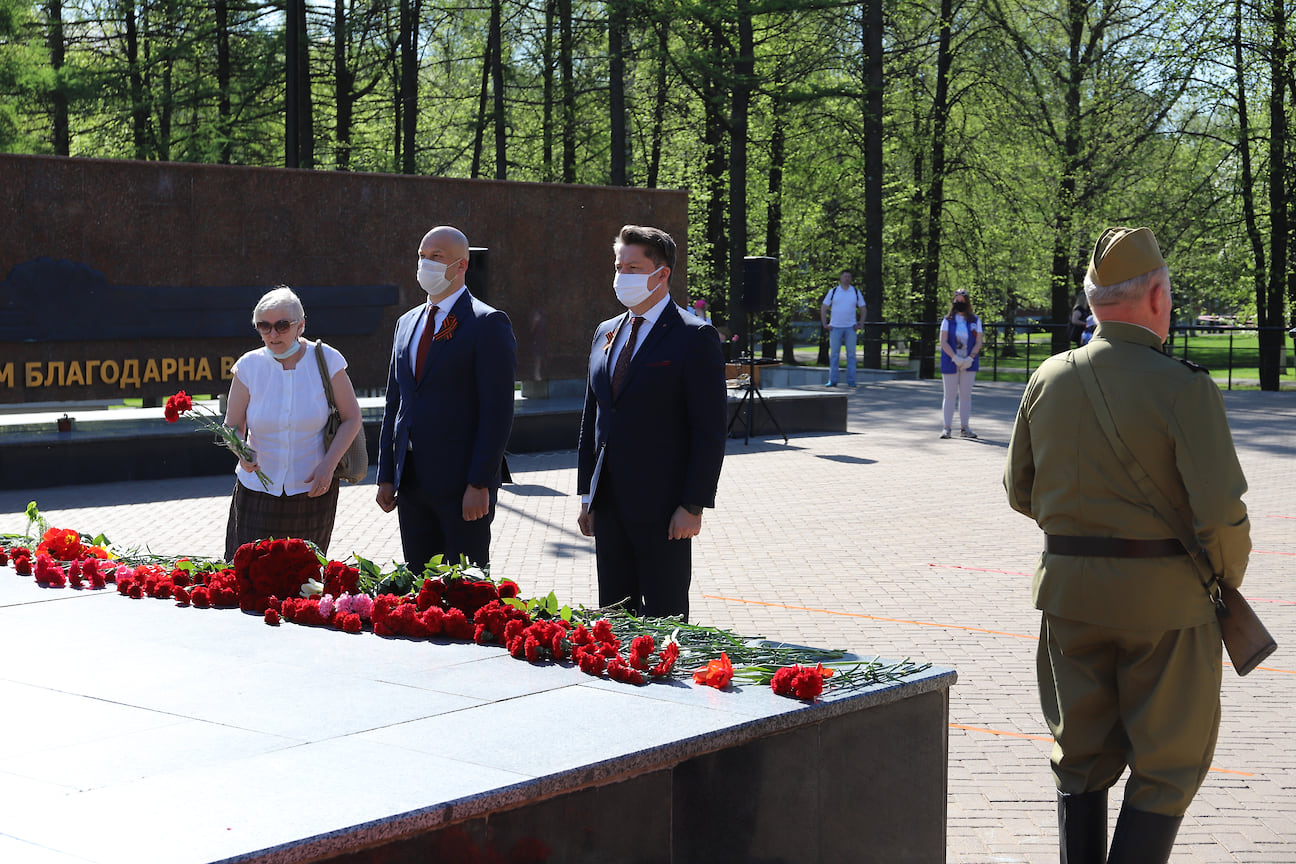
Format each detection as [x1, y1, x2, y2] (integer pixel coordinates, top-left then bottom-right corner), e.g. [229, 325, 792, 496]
[1087, 226, 1165, 286]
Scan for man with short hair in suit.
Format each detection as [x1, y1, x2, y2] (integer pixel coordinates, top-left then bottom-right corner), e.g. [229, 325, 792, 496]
[577, 224, 727, 619]
[376, 225, 516, 572]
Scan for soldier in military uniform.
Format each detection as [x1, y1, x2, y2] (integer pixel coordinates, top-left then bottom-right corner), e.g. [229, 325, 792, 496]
[1004, 226, 1251, 864]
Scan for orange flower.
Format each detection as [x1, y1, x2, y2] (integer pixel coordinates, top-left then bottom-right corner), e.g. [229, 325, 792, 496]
[36, 527, 83, 561]
[692, 652, 734, 689]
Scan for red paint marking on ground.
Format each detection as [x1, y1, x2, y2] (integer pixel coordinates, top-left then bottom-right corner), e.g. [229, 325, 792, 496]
[948, 725, 1254, 776]
[1266, 514, 1295, 519]
[702, 594, 1038, 640]
[928, 563, 1035, 577]
[950, 723, 1052, 742]
[1254, 549, 1296, 556]
[1246, 595, 1296, 606]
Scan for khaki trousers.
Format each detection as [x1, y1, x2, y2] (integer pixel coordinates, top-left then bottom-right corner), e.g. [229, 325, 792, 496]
[1037, 612, 1222, 816]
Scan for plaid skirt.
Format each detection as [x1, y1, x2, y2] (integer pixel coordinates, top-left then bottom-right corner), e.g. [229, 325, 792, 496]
[224, 479, 340, 562]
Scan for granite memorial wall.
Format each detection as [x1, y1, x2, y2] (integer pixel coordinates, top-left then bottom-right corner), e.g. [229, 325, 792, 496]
[0, 153, 689, 404]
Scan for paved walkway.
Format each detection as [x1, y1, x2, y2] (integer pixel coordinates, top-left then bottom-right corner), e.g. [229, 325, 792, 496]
[2, 379, 1292, 863]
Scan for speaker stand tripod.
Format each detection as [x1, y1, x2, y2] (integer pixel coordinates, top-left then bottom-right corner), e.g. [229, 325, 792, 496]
[726, 352, 787, 445]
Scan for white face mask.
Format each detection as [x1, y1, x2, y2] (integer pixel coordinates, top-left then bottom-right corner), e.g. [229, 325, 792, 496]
[613, 265, 665, 309]
[417, 257, 460, 298]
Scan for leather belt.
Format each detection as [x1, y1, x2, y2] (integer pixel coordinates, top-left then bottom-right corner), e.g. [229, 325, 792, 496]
[1044, 535, 1187, 558]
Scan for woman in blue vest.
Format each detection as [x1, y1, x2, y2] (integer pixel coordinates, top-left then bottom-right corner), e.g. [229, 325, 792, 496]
[938, 289, 982, 439]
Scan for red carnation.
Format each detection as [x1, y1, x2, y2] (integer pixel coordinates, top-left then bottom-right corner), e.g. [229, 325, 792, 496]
[771, 666, 798, 696]
[443, 607, 473, 641]
[607, 657, 645, 686]
[190, 585, 211, 608]
[496, 579, 520, 599]
[164, 391, 194, 423]
[264, 608, 281, 625]
[649, 642, 681, 677]
[0, 548, 9, 566]
[575, 646, 606, 676]
[341, 613, 363, 633]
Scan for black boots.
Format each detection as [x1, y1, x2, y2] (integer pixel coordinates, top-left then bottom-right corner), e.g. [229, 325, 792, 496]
[1106, 803, 1182, 864]
[1058, 790, 1108, 864]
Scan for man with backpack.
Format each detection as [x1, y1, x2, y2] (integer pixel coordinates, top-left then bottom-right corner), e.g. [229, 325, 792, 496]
[821, 270, 866, 387]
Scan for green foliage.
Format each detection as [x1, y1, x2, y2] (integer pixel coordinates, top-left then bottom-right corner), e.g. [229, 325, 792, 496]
[0, 0, 1291, 333]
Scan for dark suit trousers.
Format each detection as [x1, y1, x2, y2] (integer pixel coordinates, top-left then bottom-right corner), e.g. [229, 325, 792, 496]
[397, 459, 495, 573]
[592, 466, 691, 619]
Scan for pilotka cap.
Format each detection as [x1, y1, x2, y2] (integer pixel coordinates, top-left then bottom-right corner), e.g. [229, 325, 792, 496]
[1086, 226, 1166, 286]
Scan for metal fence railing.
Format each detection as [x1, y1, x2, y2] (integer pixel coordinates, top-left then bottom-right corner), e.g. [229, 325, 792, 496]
[836, 322, 1294, 389]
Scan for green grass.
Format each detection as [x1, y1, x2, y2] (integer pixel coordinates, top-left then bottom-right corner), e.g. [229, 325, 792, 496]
[789, 331, 1296, 390]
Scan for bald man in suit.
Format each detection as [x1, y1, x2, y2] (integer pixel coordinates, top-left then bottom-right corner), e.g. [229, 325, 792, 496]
[376, 226, 516, 572]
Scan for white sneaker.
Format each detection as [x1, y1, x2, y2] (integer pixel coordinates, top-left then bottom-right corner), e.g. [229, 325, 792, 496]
[960, 428, 977, 439]
[939, 428, 951, 439]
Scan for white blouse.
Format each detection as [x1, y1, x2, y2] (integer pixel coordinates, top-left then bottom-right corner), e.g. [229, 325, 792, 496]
[232, 342, 347, 496]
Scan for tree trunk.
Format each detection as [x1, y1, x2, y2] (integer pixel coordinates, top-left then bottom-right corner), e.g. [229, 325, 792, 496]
[729, 2, 753, 356]
[1236, 0, 1266, 350]
[863, 0, 886, 371]
[47, 0, 69, 155]
[334, 0, 352, 170]
[471, 26, 490, 178]
[703, 20, 728, 338]
[542, 0, 554, 181]
[296, 0, 314, 168]
[768, 91, 786, 362]
[215, 0, 232, 164]
[920, 0, 954, 376]
[559, 0, 575, 182]
[608, 0, 628, 185]
[1049, 0, 1085, 356]
[491, 0, 506, 179]
[124, 0, 148, 161]
[399, 0, 417, 174]
[1261, 0, 1288, 390]
[647, 22, 668, 188]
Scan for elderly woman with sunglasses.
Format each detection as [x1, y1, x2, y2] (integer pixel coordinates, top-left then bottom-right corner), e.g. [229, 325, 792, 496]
[938, 288, 983, 439]
[222, 286, 362, 561]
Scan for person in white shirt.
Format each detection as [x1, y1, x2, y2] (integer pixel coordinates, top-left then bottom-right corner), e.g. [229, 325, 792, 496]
[223, 286, 363, 560]
[820, 270, 866, 387]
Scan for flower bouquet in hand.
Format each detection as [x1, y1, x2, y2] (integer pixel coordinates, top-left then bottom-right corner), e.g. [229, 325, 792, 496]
[164, 391, 270, 490]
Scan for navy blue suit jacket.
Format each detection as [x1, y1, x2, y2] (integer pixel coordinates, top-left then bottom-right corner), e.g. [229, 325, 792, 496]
[577, 303, 726, 524]
[378, 290, 516, 498]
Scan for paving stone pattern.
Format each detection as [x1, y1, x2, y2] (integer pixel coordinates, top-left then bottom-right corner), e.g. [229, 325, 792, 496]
[1, 379, 1292, 863]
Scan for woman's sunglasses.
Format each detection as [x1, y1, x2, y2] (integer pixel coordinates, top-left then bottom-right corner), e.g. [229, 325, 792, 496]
[255, 319, 298, 334]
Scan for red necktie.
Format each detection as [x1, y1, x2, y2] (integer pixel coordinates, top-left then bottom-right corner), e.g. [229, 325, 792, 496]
[611, 316, 644, 398]
[415, 305, 439, 380]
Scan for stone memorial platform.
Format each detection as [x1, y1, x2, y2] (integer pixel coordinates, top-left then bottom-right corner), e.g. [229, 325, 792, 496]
[0, 565, 953, 864]
[0, 388, 847, 490]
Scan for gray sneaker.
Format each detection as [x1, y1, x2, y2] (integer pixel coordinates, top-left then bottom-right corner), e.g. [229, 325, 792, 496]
[960, 428, 977, 439]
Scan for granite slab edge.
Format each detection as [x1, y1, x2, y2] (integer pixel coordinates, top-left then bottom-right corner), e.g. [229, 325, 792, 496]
[211, 663, 955, 864]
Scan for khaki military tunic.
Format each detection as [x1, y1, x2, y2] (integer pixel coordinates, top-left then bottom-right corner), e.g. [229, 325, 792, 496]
[1004, 320, 1251, 815]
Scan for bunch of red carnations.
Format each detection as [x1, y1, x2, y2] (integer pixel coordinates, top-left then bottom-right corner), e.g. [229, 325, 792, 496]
[566, 620, 680, 685]
[233, 538, 322, 613]
[371, 593, 474, 640]
[276, 591, 372, 632]
[770, 663, 835, 701]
